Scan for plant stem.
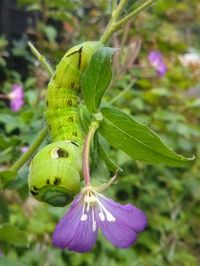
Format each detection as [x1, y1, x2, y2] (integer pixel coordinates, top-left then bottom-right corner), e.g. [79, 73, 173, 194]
[100, 0, 127, 44]
[100, 0, 158, 44]
[10, 127, 48, 172]
[111, 0, 118, 12]
[28, 42, 53, 76]
[82, 122, 99, 186]
[115, 0, 158, 28]
[109, 79, 136, 105]
[112, 0, 127, 21]
[0, 94, 8, 99]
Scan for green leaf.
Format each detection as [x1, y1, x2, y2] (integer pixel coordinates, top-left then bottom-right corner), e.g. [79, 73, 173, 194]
[98, 135, 122, 172]
[43, 25, 57, 43]
[99, 107, 194, 167]
[81, 47, 115, 113]
[0, 223, 29, 247]
[0, 170, 17, 190]
[0, 257, 26, 266]
[0, 196, 9, 222]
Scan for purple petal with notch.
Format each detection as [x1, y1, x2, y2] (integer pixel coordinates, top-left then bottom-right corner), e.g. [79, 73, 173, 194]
[95, 194, 147, 248]
[52, 193, 98, 253]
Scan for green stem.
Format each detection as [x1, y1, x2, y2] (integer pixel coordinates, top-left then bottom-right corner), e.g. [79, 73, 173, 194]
[109, 79, 136, 105]
[112, 0, 127, 21]
[100, 0, 158, 44]
[10, 127, 48, 172]
[115, 0, 158, 28]
[100, 0, 127, 44]
[82, 122, 99, 185]
[28, 42, 53, 76]
[111, 0, 118, 12]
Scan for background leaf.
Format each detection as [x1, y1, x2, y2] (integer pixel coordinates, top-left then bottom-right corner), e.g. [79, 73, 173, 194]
[0, 224, 29, 247]
[99, 107, 193, 167]
[0, 170, 18, 190]
[98, 134, 122, 172]
[0, 257, 26, 266]
[81, 47, 115, 113]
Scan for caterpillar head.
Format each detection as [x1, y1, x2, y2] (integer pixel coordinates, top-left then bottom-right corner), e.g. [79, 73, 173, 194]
[28, 141, 82, 207]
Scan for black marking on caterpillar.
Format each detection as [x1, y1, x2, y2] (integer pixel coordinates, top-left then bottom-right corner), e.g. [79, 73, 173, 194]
[72, 131, 78, 137]
[65, 46, 82, 58]
[46, 179, 50, 185]
[68, 116, 74, 122]
[54, 177, 61, 185]
[31, 190, 39, 196]
[71, 141, 79, 147]
[71, 82, 75, 89]
[67, 99, 72, 106]
[78, 47, 83, 70]
[56, 147, 69, 158]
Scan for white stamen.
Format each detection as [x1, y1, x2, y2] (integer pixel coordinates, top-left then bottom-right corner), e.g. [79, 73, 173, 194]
[80, 214, 87, 221]
[92, 221, 97, 232]
[92, 207, 97, 232]
[95, 196, 116, 222]
[80, 202, 87, 221]
[105, 212, 116, 222]
[99, 212, 105, 221]
[86, 202, 90, 212]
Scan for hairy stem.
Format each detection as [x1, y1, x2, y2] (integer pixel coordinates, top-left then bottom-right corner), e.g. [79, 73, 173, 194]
[115, 0, 158, 28]
[82, 122, 99, 185]
[10, 127, 48, 172]
[28, 42, 53, 76]
[100, 0, 158, 44]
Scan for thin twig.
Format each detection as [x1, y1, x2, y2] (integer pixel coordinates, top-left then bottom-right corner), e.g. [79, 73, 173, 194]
[10, 127, 48, 172]
[28, 42, 53, 76]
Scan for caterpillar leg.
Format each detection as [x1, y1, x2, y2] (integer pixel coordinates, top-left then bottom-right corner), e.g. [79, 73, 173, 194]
[28, 42, 53, 75]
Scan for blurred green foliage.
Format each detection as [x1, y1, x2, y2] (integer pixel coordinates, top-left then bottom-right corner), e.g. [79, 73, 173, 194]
[0, 0, 200, 265]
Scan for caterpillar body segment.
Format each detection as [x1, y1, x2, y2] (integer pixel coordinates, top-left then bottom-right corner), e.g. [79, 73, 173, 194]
[28, 141, 82, 206]
[28, 41, 103, 207]
[44, 41, 102, 142]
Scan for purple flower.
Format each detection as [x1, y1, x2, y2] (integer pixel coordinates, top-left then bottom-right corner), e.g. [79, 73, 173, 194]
[53, 184, 147, 253]
[21, 146, 29, 153]
[148, 51, 167, 76]
[8, 84, 24, 112]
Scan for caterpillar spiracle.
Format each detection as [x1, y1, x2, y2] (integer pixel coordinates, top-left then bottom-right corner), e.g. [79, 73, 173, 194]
[28, 41, 102, 207]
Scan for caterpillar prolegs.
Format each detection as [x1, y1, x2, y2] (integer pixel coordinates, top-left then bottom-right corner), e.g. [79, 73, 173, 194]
[28, 41, 102, 206]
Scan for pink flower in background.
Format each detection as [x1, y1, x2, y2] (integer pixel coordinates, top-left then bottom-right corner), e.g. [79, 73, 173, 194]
[148, 51, 167, 77]
[8, 84, 24, 112]
[21, 146, 29, 153]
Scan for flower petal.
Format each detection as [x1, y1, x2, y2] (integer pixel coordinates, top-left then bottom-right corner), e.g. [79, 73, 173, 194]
[95, 194, 147, 248]
[97, 194, 147, 232]
[53, 193, 98, 253]
[148, 51, 167, 77]
[9, 84, 24, 112]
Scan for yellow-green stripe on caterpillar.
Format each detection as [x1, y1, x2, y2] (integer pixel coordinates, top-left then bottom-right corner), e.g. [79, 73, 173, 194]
[28, 41, 102, 207]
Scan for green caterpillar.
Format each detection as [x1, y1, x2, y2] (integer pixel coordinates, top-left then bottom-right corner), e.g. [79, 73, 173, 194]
[28, 41, 102, 207]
